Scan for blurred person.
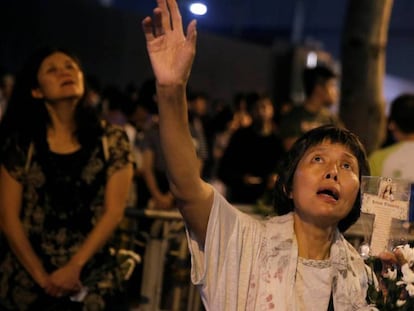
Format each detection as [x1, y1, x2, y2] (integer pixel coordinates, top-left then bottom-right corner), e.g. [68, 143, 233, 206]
[142, 3, 375, 310]
[369, 93, 414, 181]
[0, 46, 134, 310]
[217, 94, 284, 204]
[100, 83, 141, 209]
[208, 106, 238, 195]
[279, 64, 342, 151]
[187, 90, 213, 180]
[135, 78, 173, 210]
[98, 84, 142, 270]
[232, 92, 253, 129]
[137, 79, 203, 210]
[211, 106, 238, 166]
[101, 84, 130, 126]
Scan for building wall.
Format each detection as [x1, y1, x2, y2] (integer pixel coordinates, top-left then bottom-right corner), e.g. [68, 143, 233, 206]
[0, 0, 274, 103]
[2, 0, 411, 107]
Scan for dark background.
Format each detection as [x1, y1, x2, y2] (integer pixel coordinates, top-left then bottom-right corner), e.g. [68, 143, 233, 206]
[1, 0, 413, 107]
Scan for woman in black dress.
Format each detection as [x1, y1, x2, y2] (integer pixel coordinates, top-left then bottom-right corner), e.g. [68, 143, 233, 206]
[0, 47, 134, 310]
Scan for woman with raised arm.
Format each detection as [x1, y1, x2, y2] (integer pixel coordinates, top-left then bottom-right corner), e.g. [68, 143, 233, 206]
[142, 0, 212, 243]
[143, 1, 377, 310]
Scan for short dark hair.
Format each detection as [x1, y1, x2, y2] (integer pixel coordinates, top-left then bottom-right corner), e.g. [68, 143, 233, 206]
[303, 65, 337, 97]
[389, 93, 414, 134]
[273, 125, 370, 232]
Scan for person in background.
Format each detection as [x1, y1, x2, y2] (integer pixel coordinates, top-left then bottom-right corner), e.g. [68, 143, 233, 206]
[135, 78, 173, 210]
[136, 78, 203, 210]
[279, 64, 341, 151]
[101, 83, 141, 209]
[232, 92, 253, 129]
[187, 90, 213, 180]
[142, 1, 376, 310]
[0, 46, 134, 310]
[369, 93, 414, 181]
[208, 105, 238, 195]
[217, 93, 284, 204]
[101, 84, 130, 127]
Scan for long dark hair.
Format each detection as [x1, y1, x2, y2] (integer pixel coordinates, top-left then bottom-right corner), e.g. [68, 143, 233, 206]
[0, 46, 102, 154]
[273, 125, 370, 232]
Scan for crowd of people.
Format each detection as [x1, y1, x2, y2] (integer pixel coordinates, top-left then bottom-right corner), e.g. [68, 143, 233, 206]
[139, 0, 413, 310]
[0, 0, 413, 310]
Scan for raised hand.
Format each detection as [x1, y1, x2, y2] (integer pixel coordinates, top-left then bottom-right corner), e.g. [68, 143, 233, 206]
[142, 0, 197, 86]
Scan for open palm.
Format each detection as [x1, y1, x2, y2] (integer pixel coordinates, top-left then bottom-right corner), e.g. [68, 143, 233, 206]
[142, 0, 197, 86]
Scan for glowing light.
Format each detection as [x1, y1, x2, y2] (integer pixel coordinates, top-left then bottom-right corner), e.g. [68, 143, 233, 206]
[306, 51, 318, 68]
[189, 2, 207, 16]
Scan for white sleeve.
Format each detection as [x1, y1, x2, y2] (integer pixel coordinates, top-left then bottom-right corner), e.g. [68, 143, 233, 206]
[185, 188, 264, 309]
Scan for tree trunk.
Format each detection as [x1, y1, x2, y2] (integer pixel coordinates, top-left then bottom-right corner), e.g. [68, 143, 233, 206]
[340, 0, 393, 155]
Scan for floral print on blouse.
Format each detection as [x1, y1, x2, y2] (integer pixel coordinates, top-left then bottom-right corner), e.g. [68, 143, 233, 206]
[0, 123, 134, 310]
[186, 187, 378, 311]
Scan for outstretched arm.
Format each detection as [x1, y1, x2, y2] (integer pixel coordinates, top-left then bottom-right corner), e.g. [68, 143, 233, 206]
[142, 0, 213, 244]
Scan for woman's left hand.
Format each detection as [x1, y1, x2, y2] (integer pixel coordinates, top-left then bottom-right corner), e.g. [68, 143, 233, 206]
[43, 262, 82, 297]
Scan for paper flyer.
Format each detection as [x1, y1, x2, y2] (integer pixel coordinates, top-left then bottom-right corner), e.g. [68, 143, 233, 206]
[360, 176, 412, 256]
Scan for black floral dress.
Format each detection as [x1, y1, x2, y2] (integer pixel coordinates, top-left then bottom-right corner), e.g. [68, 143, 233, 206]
[0, 124, 134, 311]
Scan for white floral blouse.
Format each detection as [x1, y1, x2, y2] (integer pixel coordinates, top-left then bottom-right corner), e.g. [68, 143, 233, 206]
[186, 187, 379, 311]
